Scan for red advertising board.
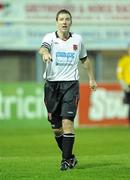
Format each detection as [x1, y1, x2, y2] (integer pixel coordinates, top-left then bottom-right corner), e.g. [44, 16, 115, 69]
[78, 83, 129, 126]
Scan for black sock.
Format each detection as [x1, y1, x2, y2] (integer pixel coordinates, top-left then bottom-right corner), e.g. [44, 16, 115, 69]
[62, 133, 75, 160]
[128, 106, 130, 125]
[55, 134, 63, 151]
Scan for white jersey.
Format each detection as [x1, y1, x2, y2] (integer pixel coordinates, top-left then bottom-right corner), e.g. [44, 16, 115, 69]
[41, 32, 87, 81]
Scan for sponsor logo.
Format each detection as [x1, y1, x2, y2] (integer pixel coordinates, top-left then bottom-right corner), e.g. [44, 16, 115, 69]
[0, 87, 47, 120]
[56, 51, 75, 66]
[89, 88, 128, 121]
[67, 111, 74, 114]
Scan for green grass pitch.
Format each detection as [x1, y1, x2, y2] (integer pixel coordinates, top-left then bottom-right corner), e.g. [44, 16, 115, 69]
[0, 121, 130, 180]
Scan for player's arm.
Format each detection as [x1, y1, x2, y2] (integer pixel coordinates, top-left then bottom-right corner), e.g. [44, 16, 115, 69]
[116, 57, 124, 81]
[82, 57, 97, 91]
[39, 34, 52, 63]
[117, 57, 129, 91]
[39, 47, 52, 63]
[79, 36, 97, 90]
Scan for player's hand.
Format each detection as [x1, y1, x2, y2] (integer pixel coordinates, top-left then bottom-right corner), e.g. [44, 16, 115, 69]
[89, 79, 97, 91]
[42, 53, 52, 63]
[119, 80, 130, 92]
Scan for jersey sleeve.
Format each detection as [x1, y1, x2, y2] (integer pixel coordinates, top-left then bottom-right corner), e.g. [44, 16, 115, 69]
[79, 36, 87, 61]
[41, 33, 52, 51]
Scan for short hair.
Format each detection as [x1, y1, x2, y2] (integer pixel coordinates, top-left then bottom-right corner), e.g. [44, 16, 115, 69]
[56, 9, 72, 21]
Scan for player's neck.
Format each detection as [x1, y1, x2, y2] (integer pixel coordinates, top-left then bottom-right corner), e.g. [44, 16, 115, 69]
[57, 30, 70, 41]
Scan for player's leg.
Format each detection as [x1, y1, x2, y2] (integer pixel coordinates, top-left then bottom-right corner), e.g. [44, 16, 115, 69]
[124, 91, 130, 125]
[46, 111, 64, 153]
[44, 81, 64, 151]
[128, 92, 130, 125]
[60, 81, 79, 170]
[53, 128, 63, 151]
[60, 118, 77, 170]
[62, 119, 75, 160]
[48, 115, 77, 170]
[51, 120, 63, 152]
[128, 105, 130, 125]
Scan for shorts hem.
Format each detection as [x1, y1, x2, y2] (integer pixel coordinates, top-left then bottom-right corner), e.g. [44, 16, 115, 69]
[62, 116, 75, 121]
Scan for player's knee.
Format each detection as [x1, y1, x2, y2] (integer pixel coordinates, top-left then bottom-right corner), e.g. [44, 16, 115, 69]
[53, 127, 63, 136]
[62, 119, 74, 134]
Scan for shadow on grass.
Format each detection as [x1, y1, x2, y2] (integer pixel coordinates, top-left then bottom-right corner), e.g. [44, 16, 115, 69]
[76, 162, 120, 170]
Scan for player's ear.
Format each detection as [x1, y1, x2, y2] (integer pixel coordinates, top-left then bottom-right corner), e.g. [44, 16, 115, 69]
[56, 21, 58, 27]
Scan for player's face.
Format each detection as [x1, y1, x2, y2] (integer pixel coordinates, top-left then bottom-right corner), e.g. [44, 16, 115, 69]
[56, 13, 72, 33]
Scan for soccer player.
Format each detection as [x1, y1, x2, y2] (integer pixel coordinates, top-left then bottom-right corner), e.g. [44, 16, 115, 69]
[39, 9, 97, 170]
[117, 44, 130, 125]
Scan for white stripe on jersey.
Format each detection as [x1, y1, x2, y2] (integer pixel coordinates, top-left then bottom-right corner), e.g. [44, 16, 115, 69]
[41, 32, 87, 81]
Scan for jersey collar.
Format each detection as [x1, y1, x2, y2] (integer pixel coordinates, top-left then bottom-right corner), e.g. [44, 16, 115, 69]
[55, 31, 72, 40]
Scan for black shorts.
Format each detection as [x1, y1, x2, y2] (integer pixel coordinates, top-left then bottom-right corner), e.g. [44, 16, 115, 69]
[44, 81, 79, 128]
[123, 91, 130, 104]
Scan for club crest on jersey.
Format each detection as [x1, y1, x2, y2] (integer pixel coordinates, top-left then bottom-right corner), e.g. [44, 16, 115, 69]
[73, 44, 78, 51]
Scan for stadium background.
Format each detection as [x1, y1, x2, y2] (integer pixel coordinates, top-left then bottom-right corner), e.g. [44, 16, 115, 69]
[0, 1, 130, 179]
[0, 0, 129, 126]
